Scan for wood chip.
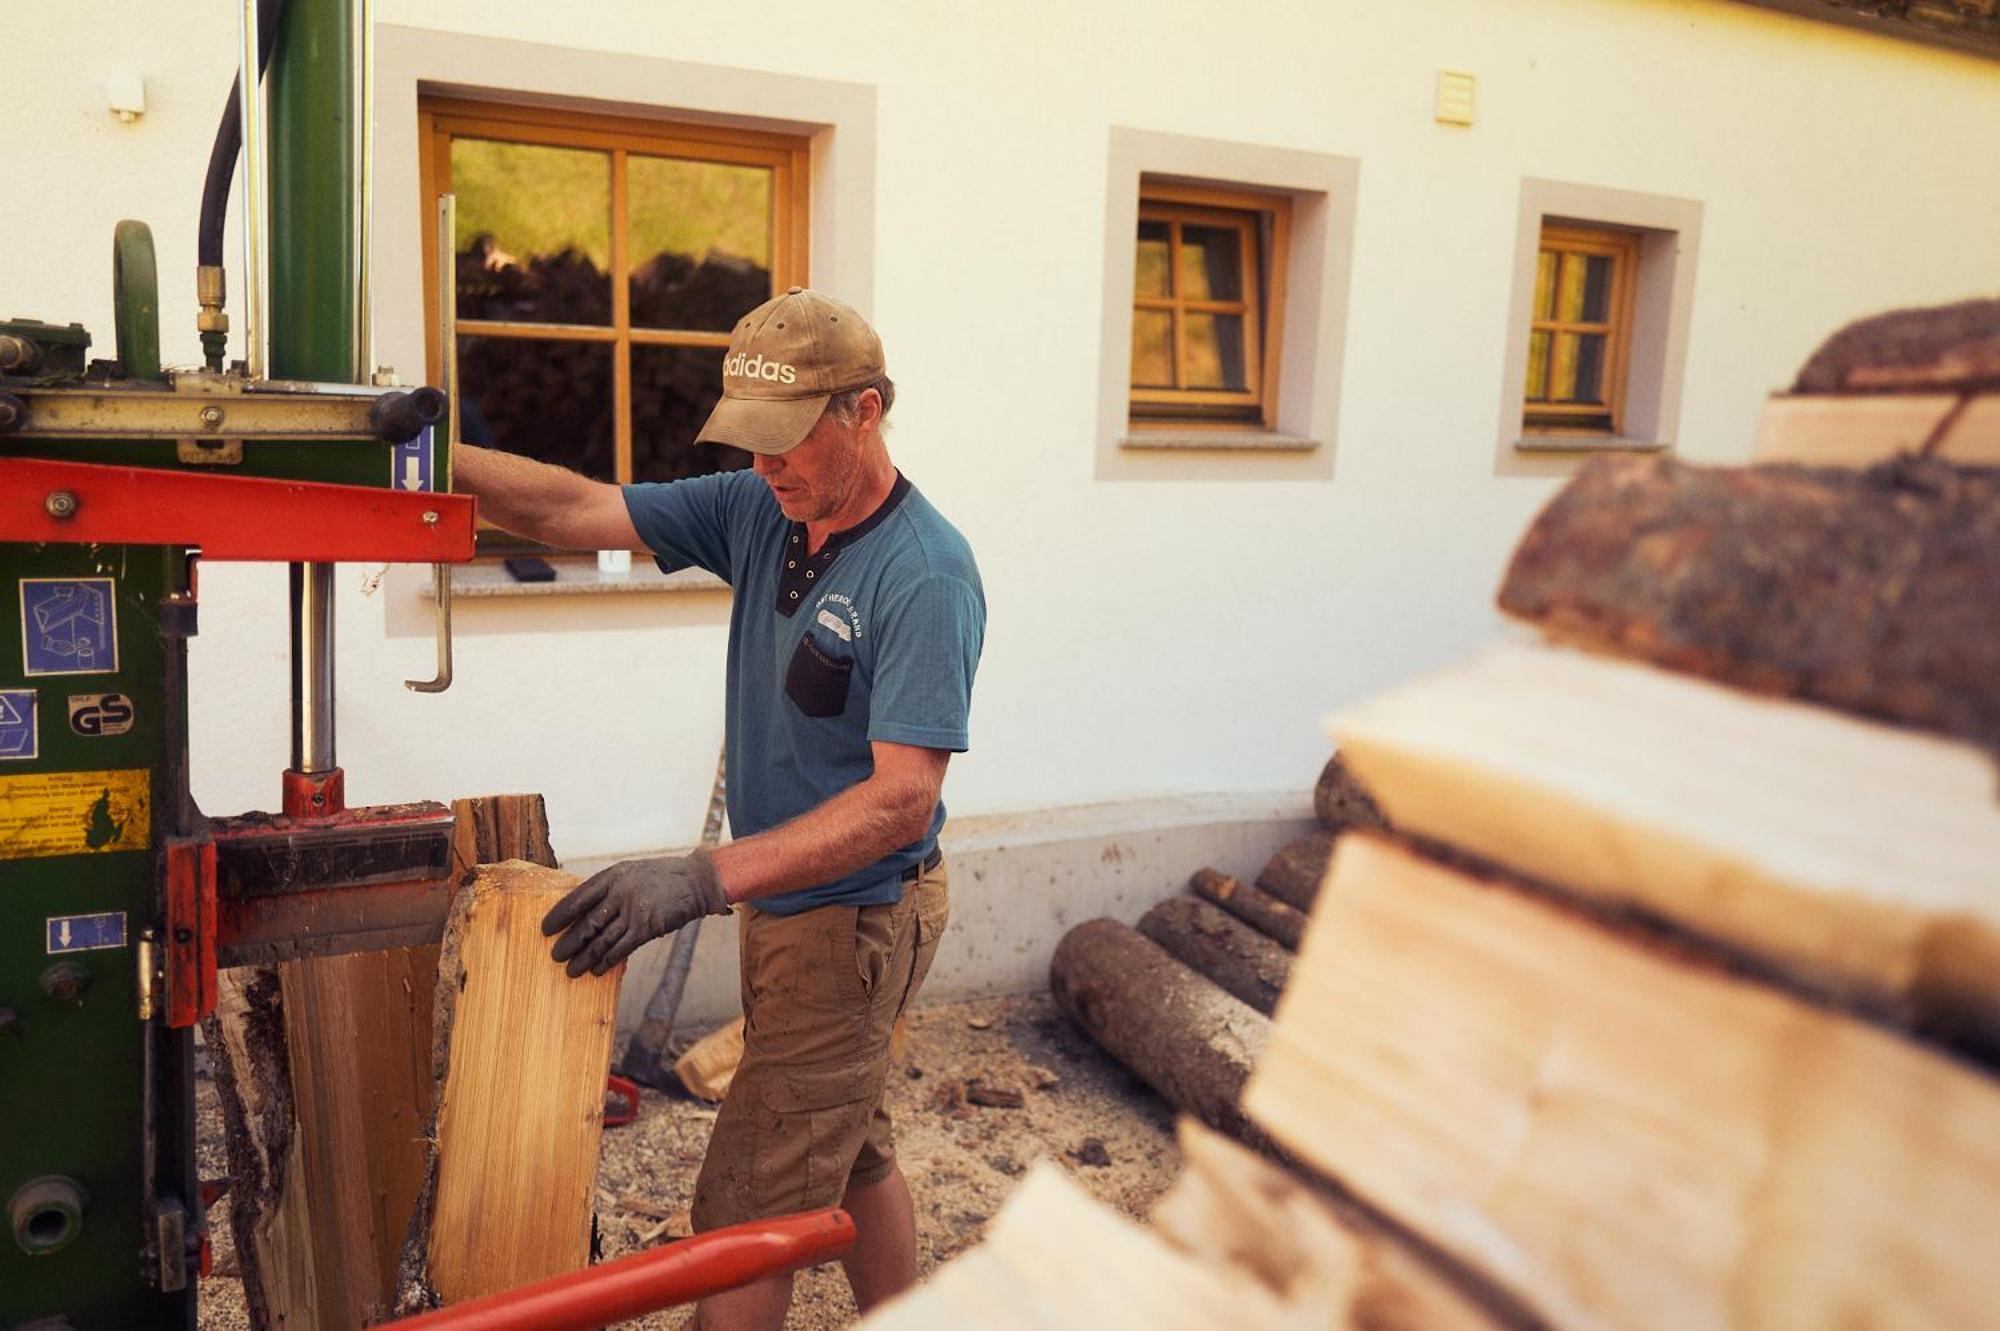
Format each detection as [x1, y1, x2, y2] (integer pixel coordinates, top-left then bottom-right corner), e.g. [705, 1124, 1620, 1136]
[966, 1079, 1025, 1109]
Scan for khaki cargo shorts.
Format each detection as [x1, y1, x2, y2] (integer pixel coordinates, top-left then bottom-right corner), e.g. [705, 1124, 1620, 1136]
[690, 857, 949, 1232]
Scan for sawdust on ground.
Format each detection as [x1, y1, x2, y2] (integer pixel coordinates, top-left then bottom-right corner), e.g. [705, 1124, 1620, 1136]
[197, 991, 1180, 1330]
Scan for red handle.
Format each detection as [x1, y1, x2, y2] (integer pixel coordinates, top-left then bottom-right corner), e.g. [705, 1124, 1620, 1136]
[380, 1208, 855, 1331]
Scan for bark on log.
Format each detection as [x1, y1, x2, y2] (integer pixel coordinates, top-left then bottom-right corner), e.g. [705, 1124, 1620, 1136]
[1792, 297, 2000, 395]
[1138, 897, 1294, 1015]
[1051, 919, 1270, 1146]
[1499, 455, 2000, 762]
[1255, 833, 1338, 914]
[1312, 754, 1388, 836]
[1188, 869, 1306, 951]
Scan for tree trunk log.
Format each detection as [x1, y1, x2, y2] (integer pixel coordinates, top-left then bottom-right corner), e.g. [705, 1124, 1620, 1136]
[1312, 753, 1388, 836]
[1188, 869, 1306, 951]
[1139, 897, 1294, 1015]
[1051, 919, 1270, 1147]
[1255, 833, 1338, 914]
[1499, 455, 2000, 762]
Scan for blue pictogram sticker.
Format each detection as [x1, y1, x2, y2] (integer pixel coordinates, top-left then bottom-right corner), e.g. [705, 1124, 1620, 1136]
[392, 426, 435, 493]
[0, 689, 34, 761]
[47, 912, 127, 954]
[21, 577, 118, 677]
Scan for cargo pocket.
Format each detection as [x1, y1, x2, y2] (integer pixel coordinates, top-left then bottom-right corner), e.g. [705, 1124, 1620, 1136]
[756, 1057, 882, 1212]
[784, 631, 853, 718]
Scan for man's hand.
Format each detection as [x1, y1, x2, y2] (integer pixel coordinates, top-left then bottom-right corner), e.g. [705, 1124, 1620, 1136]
[541, 849, 730, 978]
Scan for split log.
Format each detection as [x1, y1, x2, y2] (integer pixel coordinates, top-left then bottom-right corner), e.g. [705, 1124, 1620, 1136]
[399, 860, 621, 1308]
[1138, 897, 1293, 1015]
[1050, 919, 1269, 1146]
[1245, 834, 2000, 1331]
[1154, 1124, 1505, 1331]
[1498, 453, 2000, 760]
[1311, 754, 1388, 836]
[1254, 833, 1337, 914]
[857, 1124, 1506, 1331]
[674, 1015, 746, 1102]
[1188, 869, 1305, 950]
[206, 793, 554, 1331]
[1333, 640, 2000, 1062]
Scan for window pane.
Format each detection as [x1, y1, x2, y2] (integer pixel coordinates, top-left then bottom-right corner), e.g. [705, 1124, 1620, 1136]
[1178, 225, 1244, 302]
[1549, 331, 1580, 402]
[457, 337, 615, 483]
[1131, 309, 1174, 388]
[631, 345, 752, 483]
[452, 139, 611, 325]
[629, 156, 774, 333]
[1525, 329, 1552, 401]
[1572, 333, 1607, 404]
[1580, 254, 1615, 324]
[1534, 250, 1557, 321]
[1555, 252, 1590, 323]
[1136, 221, 1171, 299]
[1183, 312, 1247, 390]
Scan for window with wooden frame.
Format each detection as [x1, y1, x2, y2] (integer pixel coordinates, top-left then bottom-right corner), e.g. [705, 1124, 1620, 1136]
[1129, 183, 1290, 430]
[419, 97, 809, 543]
[1523, 223, 1640, 436]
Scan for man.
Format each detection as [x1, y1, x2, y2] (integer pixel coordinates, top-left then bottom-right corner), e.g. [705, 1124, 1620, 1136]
[453, 287, 984, 1329]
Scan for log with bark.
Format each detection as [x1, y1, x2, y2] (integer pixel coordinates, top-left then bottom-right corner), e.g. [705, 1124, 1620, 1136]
[1791, 297, 2000, 396]
[1333, 639, 2000, 1063]
[1050, 919, 1270, 1146]
[395, 859, 621, 1310]
[1498, 454, 2000, 762]
[1138, 896, 1293, 1015]
[1312, 753, 1389, 836]
[1245, 833, 2000, 1331]
[1188, 868, 1306, 951]
[1254, 833, 1338, 914]
[204, 793, 556, 1331]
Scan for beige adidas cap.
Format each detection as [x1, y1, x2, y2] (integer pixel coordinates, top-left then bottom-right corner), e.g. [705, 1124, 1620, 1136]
[696, 287, 886, 455]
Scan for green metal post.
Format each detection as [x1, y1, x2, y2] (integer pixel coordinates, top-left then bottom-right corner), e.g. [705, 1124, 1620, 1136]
[269, 0, 361, 780]
[269, 0, 357, 387]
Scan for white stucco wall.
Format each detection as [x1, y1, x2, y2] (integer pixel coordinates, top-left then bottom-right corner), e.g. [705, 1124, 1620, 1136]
[9, 0, 2000, 864]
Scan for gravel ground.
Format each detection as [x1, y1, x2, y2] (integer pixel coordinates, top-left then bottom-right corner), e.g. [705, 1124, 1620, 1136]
[197, 991, 1180, 1330]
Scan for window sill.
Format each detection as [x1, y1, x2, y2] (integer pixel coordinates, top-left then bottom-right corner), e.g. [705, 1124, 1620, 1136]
[1512, 435, 1671, 454]
[426, 559, 728, 599]
[1119, 431, 1319, 452]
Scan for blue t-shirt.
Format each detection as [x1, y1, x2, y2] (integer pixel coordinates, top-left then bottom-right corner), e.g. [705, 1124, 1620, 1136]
[622, 469, 984, 915]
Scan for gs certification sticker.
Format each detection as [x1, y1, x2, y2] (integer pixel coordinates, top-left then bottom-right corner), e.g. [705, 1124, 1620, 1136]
[68, 693, 135, 737]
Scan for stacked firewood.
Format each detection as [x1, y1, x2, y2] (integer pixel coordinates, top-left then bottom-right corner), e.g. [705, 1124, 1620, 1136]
[864, 298, 2000, 1330]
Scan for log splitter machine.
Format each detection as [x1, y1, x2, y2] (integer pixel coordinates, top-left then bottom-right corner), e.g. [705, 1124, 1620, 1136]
[0, 3, 850, 1327]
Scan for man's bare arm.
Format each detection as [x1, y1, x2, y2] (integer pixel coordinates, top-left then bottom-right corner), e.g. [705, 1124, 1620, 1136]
[709, 741, 950, 903]
[454, 443, 647, 551]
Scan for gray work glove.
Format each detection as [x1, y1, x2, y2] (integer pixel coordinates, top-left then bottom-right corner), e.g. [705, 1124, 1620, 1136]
[542, 848, 729, 978]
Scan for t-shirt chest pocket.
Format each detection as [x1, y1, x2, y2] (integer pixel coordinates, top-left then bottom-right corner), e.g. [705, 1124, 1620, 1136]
[784, 630, 854, 718]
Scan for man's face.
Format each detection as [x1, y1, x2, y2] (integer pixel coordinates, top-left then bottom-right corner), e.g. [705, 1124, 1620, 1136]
[752, 407, 864, 524]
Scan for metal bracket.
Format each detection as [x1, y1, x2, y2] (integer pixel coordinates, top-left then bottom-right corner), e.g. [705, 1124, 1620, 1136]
[0, 371, 440, 442]
[1, 456, 476, 562]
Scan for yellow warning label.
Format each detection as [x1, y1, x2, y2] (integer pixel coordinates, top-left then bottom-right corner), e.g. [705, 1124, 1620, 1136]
[0, 768, 151, 861]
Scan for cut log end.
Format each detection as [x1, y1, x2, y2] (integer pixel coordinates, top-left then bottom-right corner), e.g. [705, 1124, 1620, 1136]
[1255, 833, 1339, 914]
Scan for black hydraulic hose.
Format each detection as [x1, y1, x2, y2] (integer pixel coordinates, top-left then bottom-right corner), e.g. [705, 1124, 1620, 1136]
[196, 0, 287, 267]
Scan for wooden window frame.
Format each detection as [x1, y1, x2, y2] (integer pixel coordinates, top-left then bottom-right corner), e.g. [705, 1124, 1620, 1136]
[1522, 223, 1640, 437]
[1129, 182, 1291, 433]
[418, 96, 810, 494]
